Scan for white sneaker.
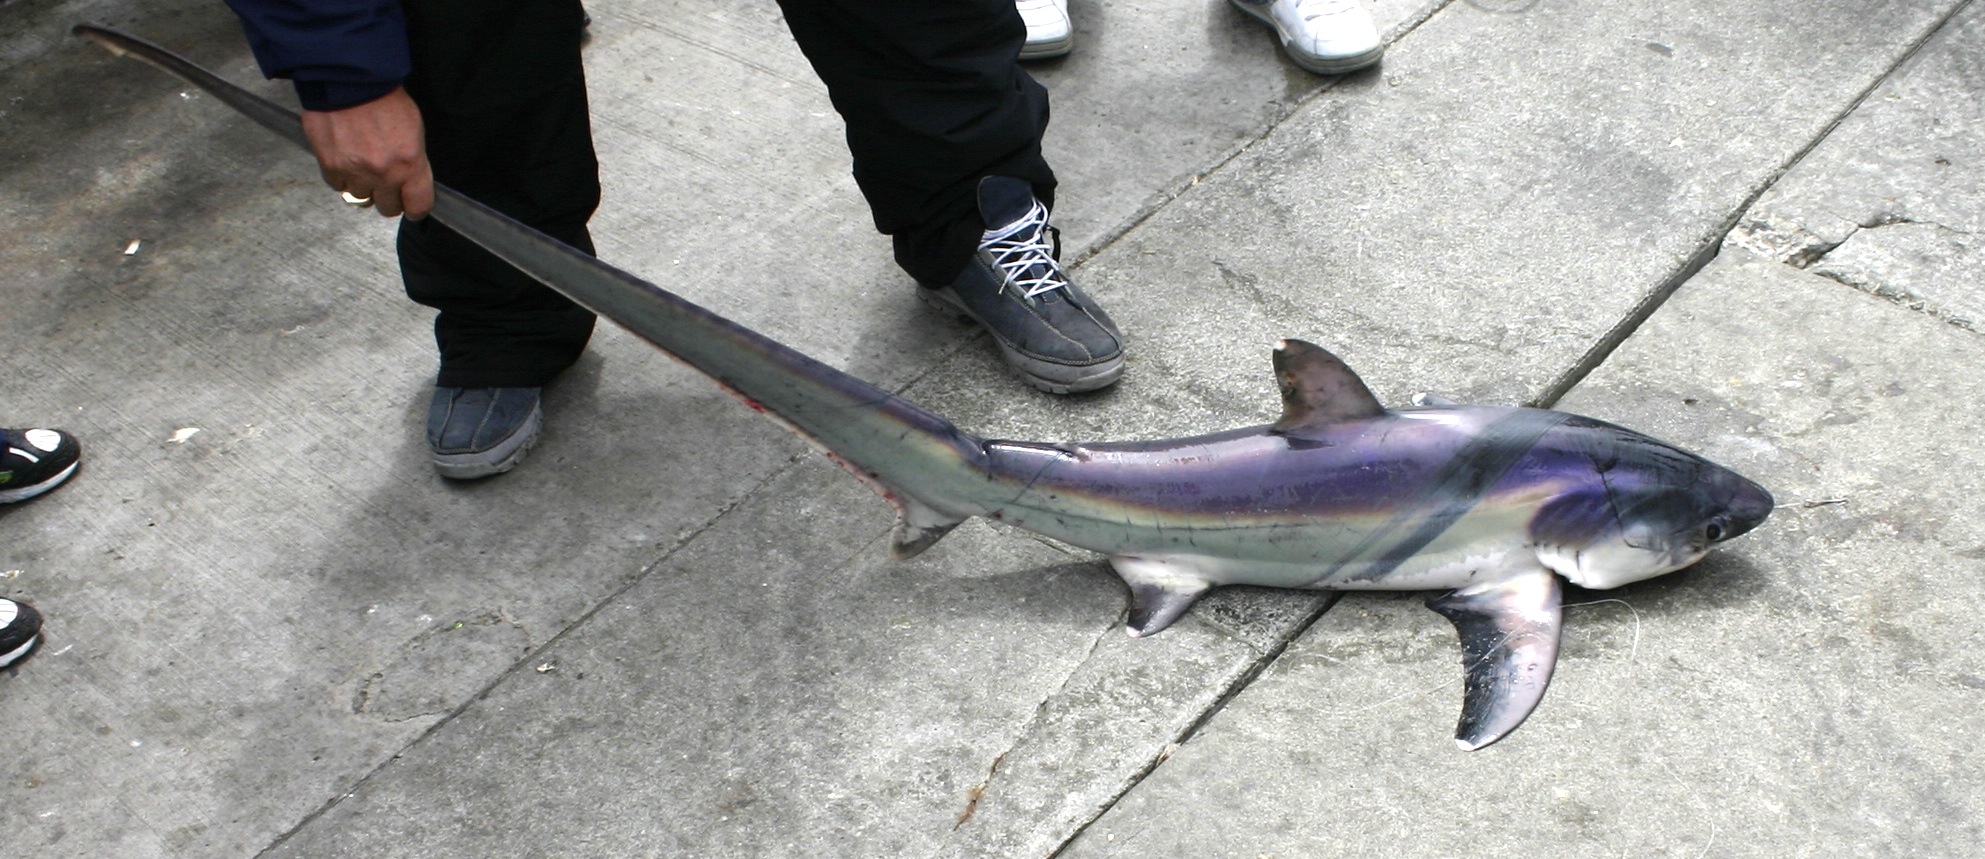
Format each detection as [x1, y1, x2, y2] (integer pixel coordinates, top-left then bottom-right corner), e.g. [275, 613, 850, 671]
[1017, 0, 1072, 60]
[1230, 0, 1383, 74]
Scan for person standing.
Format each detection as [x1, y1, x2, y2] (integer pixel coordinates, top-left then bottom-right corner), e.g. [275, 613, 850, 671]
[223, 0, 1125, 479]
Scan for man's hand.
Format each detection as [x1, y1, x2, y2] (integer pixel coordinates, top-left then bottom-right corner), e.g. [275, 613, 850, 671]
[300, 87, 434, 219]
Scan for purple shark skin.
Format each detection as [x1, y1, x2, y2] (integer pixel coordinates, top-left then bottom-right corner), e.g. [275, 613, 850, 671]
[80, 25, 1775, 750]
[982, 404, 1770, 594]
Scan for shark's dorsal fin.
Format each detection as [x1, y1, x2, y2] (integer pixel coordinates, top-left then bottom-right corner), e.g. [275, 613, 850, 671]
[1271, 339, 1385, 433]
[1425, 568, 1563, 751]
[1108, 557, 1212, 637]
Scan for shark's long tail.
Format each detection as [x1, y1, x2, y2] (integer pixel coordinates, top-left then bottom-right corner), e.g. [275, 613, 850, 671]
[75, 24, 987, 558]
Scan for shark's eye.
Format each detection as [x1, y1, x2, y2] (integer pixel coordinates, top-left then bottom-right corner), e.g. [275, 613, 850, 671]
[1704, 519, 1726, 542]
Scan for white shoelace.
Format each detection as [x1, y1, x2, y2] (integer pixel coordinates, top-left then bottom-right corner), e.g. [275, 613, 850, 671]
[981, 201, 1069, 299]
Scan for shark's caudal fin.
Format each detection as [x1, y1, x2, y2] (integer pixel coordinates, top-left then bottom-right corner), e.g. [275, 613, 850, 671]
[75, 24, 983, 554]
[1425, 569, 1563, 751]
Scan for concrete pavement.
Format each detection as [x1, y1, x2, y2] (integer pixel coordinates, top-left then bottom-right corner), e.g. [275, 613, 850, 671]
[3, 0, 1981, 856]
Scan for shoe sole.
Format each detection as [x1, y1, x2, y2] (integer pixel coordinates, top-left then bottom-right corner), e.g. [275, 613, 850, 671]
[432, 404, 543, 480]
[1, 598, 41, 669]
[1019, 33, 1072, 60]
[918, 287, 1124, 395]
[1287, 44, 1383, 75]
[0, 633, 39, 669]
[1229, 2, 1384, 75]
[0, 461, 80, 504]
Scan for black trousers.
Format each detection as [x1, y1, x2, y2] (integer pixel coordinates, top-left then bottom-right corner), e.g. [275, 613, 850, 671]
[398, 0, 1054, 387]
[396, 0, 598, 388]
[777, 0, 1055, 285]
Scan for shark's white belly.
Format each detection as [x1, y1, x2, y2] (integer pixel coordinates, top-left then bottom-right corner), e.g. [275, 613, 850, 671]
[1115, 534, 1548, 593]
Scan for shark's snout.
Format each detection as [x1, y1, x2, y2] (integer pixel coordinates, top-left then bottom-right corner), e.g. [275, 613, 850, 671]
[1715, 475, 1774, 542]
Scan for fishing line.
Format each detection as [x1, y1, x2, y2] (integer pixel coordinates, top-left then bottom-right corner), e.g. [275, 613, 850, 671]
[1305, 625, 1508, 718]
[1564, 597, 1645, 674]
[1310, 596, 1645, 719]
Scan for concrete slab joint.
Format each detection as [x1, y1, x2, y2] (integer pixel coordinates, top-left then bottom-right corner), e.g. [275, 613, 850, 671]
[12, 0, 1985, 856]
[1721, 0, 1985, 331]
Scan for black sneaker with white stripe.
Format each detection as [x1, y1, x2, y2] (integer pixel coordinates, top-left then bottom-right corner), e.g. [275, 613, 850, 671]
[0, 598, 42, 669]
[0, 427, 80, 504]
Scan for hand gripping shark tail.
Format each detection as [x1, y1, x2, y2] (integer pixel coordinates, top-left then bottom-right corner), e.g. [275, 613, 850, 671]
[81, 26, 1776, 751]
[70, 24, 981, 561]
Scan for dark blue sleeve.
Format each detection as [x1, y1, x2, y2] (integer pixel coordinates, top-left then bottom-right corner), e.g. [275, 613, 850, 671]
[223, 0, 411, 111]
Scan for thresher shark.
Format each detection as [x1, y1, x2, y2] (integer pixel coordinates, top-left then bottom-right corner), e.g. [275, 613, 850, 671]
[79, 25, 1773, 750]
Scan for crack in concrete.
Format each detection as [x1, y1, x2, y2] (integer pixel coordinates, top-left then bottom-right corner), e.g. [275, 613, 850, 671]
[1532, 0, 1974, 409]
[1805, 265, 1980, 333]
[348, 673, 380, 716]
[1732, 208, 1980, 331]
[1736, 210, 1974, 272]
[934, 616, 1117, 851]
[1818, 213, 1978, 257]
[257, 456, 811, 858]
[1044, 594, 1341, 859]
[950, 750, 1008, 830]
[1728, 215, 1847, 268]
[347, 611, 527, 717]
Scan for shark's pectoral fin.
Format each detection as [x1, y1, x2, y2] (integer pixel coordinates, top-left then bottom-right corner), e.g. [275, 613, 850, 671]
[1108, 557, 1213, 637]
[1425, 568, 1563, 751]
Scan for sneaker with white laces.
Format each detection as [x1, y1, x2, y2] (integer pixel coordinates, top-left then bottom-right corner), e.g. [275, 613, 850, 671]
[1017, 0, 1072, 60]
[0, 597, 42, 669]
[1230, 0, 1384, 74]
[921, 176, 1125, 394]
[0, 427, 80, 504]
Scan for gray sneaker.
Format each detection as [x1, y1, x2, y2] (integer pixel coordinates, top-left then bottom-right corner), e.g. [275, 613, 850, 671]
[426, 387, 543, 479]
[922, 177, 1125, 394]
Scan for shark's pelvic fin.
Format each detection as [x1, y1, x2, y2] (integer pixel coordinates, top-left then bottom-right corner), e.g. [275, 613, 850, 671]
[888, 495, 967, 560]
[1425, 568, 1563, 751]
[1109, 557, 1213, 637]
[1410, 392, 1461, 408]
[1270, 339, 1386, 433]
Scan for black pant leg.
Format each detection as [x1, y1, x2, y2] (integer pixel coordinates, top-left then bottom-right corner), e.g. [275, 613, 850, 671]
[776, 0, 1056, 285]
[397, 0, 600, 388]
